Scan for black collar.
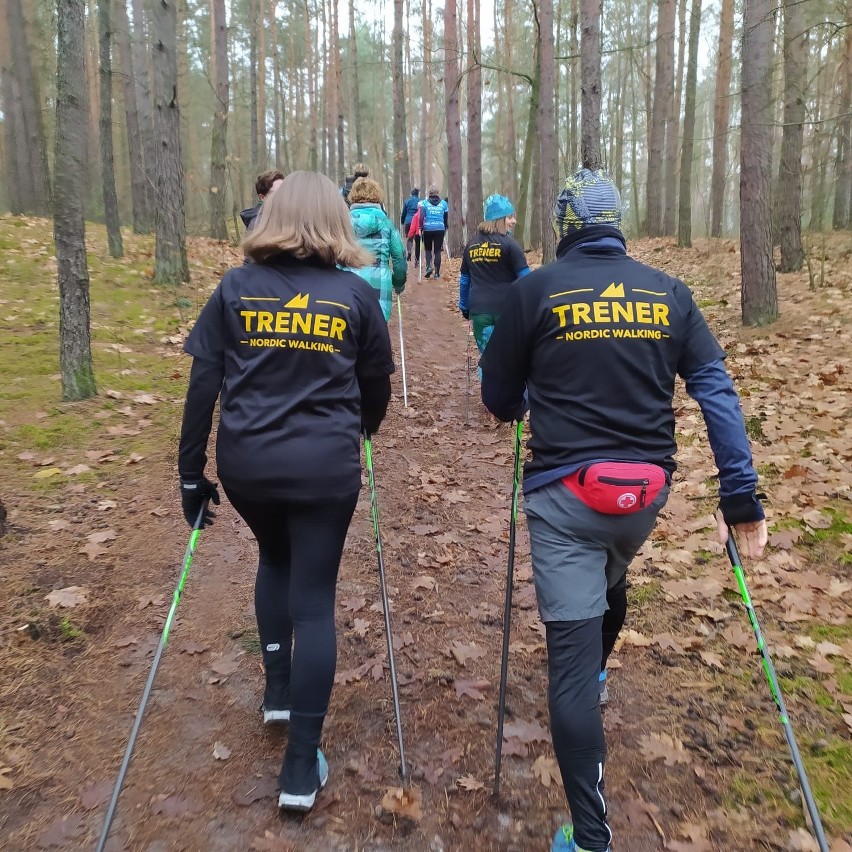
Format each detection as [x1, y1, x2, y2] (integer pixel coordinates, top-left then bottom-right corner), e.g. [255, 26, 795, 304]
[555, 225, 626, 258]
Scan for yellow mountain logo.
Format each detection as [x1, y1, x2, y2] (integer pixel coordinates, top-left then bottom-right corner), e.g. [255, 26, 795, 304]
[284, 293, 309, 309]
[600, 282, 625, 298]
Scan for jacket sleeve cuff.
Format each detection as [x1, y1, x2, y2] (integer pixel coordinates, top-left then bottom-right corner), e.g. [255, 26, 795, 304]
[719, 492, 765, 525]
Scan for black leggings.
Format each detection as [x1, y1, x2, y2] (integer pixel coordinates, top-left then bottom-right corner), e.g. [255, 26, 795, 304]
[422, 230, 445, 272]
[224, 489, 359, 717]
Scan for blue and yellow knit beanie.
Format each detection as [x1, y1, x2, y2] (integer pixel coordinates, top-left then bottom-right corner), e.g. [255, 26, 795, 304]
[484, 194, 515, 222]
[552, 168, 622, 239]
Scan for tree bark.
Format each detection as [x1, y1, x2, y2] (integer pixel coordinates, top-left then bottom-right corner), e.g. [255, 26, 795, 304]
[465, 0, 483, 240]
[775, 0, 806, 271]
[392, 0, 411, 215]
[537, 0, 556, 261]
[676, 0, 701, 248]
[303, 0, 317, 171]
[663, 0, 686, 234]
[98, 0, 123, 256]
[131, 0, 156, 230]
[349, 0, 363, 160]
[249, 0, 259, 174]
[514, 52, 540, 247]
[503, 0, 519, 201]
[444, 0, 463, 255]
[55, 0, 96, 401]
[740, 0, 777, 325]
[152, 0, 188, 283]
[833, 24, 852, 230]
[333, 0, 344, 181]
[579, 0, 602, 169]
[645, 0, 675, 236]
[257, 0, 267, 169]
[0, 0, 24, 214]
[710, 0, 734, 237]
[5, 0, 51, 213]
[209, 0, 229, 239]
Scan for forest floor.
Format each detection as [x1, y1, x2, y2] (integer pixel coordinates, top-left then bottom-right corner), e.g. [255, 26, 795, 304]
[0, 216, 851, 852]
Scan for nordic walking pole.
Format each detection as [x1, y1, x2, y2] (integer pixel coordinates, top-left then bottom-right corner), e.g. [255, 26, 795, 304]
[418, 242, 423, 283]
[363, 431, 410, 788]
[494, 420, 523, 798]
[725, 533, 829, 852]
[464, 320, 473, 425]
[96, 501, 210, 852]
[396, 293, 408, 407]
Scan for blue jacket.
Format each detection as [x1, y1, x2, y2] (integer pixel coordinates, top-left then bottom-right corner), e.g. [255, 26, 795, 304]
[401, 193, 420, 227]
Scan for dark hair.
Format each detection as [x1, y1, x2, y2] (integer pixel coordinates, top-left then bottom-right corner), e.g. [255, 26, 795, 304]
[256, 169, 285, 197]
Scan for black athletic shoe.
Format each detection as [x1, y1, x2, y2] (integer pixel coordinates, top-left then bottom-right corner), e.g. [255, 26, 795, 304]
[278, 750, 329, 812]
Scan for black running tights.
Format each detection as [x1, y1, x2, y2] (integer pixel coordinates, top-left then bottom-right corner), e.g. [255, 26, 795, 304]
[422, 230, 445, 273]
[224, 490, 359, 717]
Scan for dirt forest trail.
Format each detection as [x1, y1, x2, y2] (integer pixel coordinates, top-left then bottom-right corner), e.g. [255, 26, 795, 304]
[2, 228, 852, 851]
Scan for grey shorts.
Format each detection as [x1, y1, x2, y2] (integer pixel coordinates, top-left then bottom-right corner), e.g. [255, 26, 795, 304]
[523, 480, 669, 622]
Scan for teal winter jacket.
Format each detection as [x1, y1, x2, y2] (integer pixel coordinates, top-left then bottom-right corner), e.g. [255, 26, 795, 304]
[344, 203, 407, 322]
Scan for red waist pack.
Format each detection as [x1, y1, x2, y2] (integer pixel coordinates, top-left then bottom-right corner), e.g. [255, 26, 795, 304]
[562, 462, 668, 515]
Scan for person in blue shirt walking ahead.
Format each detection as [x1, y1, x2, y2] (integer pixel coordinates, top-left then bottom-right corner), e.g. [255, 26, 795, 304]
[458, 193, 529, 368]
[400, 187, 421, 263]
[419, 186, 449, 279]
[480, 168, 768, 852]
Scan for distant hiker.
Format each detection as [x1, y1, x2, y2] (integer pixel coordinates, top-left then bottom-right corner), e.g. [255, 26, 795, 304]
[480, 168, 767, 852]
[419, 185, 448, 279]
[343, 177, 407, 322]
[400, 187, 420, 262]
[458, 193, 529, 369]
[340, 162, 370, 206]
[178, 170, 394, 814]
[407, 206, 423, 270]
[240, 169, 285, 232]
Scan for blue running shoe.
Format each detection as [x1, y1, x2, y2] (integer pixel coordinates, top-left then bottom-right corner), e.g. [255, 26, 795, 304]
[278, 750, 329, 812]
[599, 670, 609, 706]
[551, 824, 610, 852]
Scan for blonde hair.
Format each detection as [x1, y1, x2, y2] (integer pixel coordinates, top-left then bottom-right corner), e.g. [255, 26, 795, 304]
[478, 218, 509, 235]
[349, 177, 384, 205]
[243, 171, 374, 267]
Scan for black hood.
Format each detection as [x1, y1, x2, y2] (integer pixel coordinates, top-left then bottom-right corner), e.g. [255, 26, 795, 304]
[427, 194, 441, 204]
[240, 203, 261, 229]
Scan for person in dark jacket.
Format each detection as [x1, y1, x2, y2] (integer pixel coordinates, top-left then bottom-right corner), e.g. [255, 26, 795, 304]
[178, 171, 394, 815]
[240, 169, 285, 232]
[340, 162, 370, 205]
[400, 187, 420, 262]
[458, 193, 529, 369]
[418, 186, 449, 279]
[480, 168, 767, 852]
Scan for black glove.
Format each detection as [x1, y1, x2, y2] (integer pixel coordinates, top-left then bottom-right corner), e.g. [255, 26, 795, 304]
[179, 476, 220, 527]
[718, 491, 765, 526]
[461, 308, 470, 320]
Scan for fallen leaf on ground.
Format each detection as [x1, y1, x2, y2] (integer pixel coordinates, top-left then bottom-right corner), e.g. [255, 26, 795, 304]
[138, 594, 165, 609]
[638, 732, 690, 766]
[34, 467, 63, 479]
[233, 775, 277, 806]
[250, 831, 297, 852]
[787, 827, 820, 851]
[412, 575, 436, 591]
[449, 641, 486, 666]
[352, 618, 370, 637]
[47, 519, 70, 531]
[381, 785, 423, 821]
[114, 635, 138, 648]
[815, 641, 843, 657]
[502, 718, 549, 744]
[125, 453, 146, 464]
[150, 793, 202, 816]
[79, 542, 108, 561]
[45, 586, 89, 608]
[87, 529, 117, 544]
[64, 464, 91, 476]
[340, 596, 366, 613]
[456, 774, 484, 791]
[213, 741, 231, 760]
[0, 766, 13, 791]
[179, 640, 209, 655]
[616, 629, 652, 648]
[210, 655, 240, 676]
[454, 678, 489, 700]
[36, 814, 86, 848]
[698, 650, 725, 670]
[531, 755, 560, 788]
[98, 500, 118, 511]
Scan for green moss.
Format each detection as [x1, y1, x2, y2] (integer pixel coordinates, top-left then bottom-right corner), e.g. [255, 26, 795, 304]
[777, 676, 837, 710]
[806, 508, 852, 543]
[808, 624, 852, 643]
[59, 617, 83, 641]
[745, 415, 766, 442]
[808, 740, 852, 830]
[630, 580, 661, 605]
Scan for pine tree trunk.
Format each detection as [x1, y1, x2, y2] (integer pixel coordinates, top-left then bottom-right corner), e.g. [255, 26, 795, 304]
[152, 0, 188, 284]
[304, 0, 317, 171]
[0, 0, 24, 214]
[419, 0, 429, 187]
[55, 0, 96, 401]
[270, 0, 282, 167]
[537, 0, 556, 261]
[249, 0, 259, 174]
[257, 0, 267, 169]
[579, 0, 602, 169]
[98, 0, 123, 256]
[833, 24, 852, 229]
[131, 0, 155, 230]
[514, 53, 540, 247]
[392, 0, 411, 215]
[6, 0, 51, 213]
[333, 0, 344, 181]
[663, 0, 686, 234]
[645, 0, 675, 236]
[776, 0, 806, 271]
[114, 0, 147, 232]
[444, 0, 463, 255]
[676, 0, 701, 248]
[709, 0, 734, 237]
[503, 0, 519, 201]
[740, 0, 777, 325]
[209, 0, 228, 239]
[350, 0, 363, 160]
[465, 0, 483, 240]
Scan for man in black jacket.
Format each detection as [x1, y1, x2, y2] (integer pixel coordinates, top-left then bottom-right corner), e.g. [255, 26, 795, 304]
[340, 162, 370, 206]
[240, 169, 285, 232]
[481, 168, 767, 852]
